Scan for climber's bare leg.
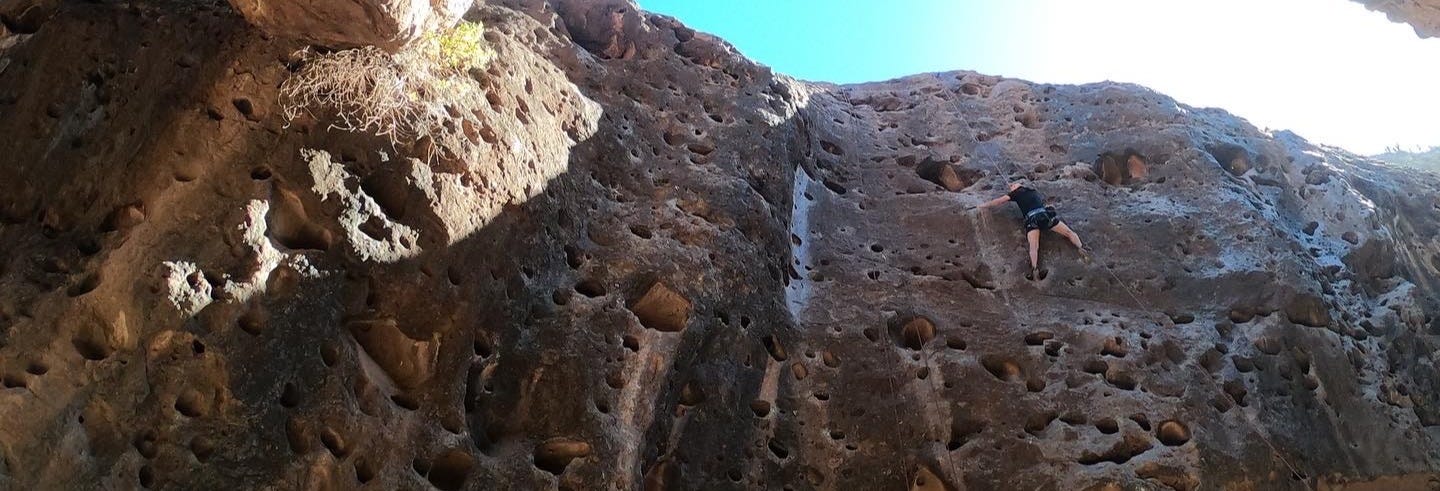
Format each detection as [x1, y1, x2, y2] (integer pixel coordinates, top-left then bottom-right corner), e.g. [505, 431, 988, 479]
[1026, 229, 1041, 276]
[1052, 221, 1084, 250]
[1052, 221, 1091, 264]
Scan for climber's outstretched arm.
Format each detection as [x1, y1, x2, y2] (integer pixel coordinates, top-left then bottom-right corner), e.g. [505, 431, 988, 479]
[977, 195, 1010, 209]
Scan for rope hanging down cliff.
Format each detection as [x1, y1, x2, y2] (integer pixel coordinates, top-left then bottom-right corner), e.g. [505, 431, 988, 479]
[826, 105, 966, 487]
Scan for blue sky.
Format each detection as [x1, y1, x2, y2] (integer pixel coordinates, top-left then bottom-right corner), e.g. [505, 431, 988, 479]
[637, 0, 1440, 155]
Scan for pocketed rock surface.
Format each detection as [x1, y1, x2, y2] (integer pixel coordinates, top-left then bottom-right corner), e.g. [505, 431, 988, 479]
[1, 1, 1438, 490]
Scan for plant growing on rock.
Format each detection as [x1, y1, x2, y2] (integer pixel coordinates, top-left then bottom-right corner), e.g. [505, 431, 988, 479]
[279, 21, 496, 164]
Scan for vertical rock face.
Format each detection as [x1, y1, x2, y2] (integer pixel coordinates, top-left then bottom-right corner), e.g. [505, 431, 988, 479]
[1, 0, 1439, 490]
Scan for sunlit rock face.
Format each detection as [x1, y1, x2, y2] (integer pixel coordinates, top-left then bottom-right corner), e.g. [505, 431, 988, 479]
[223, 0, 471, 50]
[1354, 0, 1440, 37]
[1, 0, 1439, 489]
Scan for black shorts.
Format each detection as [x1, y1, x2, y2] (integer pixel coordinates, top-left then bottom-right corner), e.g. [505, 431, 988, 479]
[1023, 207, 1059, 232]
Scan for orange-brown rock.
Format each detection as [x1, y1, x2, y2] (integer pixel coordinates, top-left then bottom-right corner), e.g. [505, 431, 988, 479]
[0, 0, 1437, 489]
[224, 0, 469, 50]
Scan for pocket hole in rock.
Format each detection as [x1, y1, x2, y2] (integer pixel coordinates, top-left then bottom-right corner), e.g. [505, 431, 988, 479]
[66, 273, 101, 297]
[319, 343, 340, 367]
[355, 458, 378, 483]
[1130, 413, 1151, 431]
[1026, 412, 1058, 435]
[628, 281, 691, 332]
[1156, 420, 1190, 446]
[391, 393, 420, 410]
[980, 355, 1024, 382]
[1101, 338, 1128, 357]
[428, 449, 474, 491]
[232, 98, 254, 117]
[1206, 143, 1252, 176]
[563, 245, 584, 269]
[534, 439, 591, 475]
[73, 235, 102, 256]
[575, 279, 607, 298]
[750, 400, 772, 417]
[174, 390, 208, 417]
[1024, 331, 1054, 346]
[767, 440, 789, 459]
[72, 335, 113, 361]
[762, 335, 787, 361]
[473, 337, 494, 358]
[2, 373, 26, 388]
[1105, 370, 1138, 391]
[895, 316, 936, 350]
[139, 465, 155, 488]
[948, 418, 986, 450]
[280, 382, 301, 408]
[1044, 341, 1062, 357]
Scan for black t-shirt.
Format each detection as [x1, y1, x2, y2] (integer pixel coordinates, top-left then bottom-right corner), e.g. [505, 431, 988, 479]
[1007, 186, 1046, 214]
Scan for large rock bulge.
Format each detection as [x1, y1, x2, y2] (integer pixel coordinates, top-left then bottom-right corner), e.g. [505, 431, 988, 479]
[225, 0, 470, 50]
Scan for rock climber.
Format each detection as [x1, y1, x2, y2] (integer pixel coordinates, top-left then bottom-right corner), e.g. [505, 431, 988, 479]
[976, 180, 1088, 280]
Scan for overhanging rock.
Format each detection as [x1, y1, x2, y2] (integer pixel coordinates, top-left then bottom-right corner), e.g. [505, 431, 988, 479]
[225, 0, 470, 50]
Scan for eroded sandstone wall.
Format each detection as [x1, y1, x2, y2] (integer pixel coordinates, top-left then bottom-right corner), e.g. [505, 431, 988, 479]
[0, 0, 1438, 490]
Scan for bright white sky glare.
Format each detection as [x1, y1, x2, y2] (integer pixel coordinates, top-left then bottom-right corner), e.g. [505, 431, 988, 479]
[639, 0, 1440, 155]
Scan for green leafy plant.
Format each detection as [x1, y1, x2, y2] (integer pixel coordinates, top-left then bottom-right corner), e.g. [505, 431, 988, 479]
[278, 21, 495, 163]
[422, 21, 492, 73]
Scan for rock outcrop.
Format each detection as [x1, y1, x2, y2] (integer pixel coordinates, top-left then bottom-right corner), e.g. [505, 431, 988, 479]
[1, 0, 1438, 489]
[225, 0, 469, 50]
[1354, 0, 1440, 37]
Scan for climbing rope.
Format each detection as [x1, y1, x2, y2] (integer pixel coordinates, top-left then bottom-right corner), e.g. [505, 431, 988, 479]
[823, 101, 965, 489]
[917, 341, 959, 485]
